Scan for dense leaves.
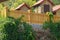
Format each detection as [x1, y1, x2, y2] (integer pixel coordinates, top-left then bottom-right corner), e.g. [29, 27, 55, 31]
[53, 0, 60, 5]
[2, 0, 36, 9]
[0, 18, 19, 40]
[43, 21, 60, 40]
[0, 16, 35, 40]
[1, 0, 60, 9]
[18, 22, 35, 40]
[43, 12, 60, 40]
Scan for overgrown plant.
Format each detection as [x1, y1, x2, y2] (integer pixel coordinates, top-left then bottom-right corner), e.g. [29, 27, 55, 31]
[23, 22, 35, 40]
[0, 17, 20, 40]
[43, 12, 60, 40]
[0, 15, 35, 40]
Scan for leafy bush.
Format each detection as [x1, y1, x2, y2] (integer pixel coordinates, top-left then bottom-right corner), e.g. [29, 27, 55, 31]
[43, 21, 60, 40]
[0, 17, 20, 40]
[23, 22, 35, 40]
[43, 12, 60, 40]
[0, 16, 36, 40]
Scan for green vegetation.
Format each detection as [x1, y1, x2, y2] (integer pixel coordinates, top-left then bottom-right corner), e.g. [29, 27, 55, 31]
[1, 0, 60, 9]
[53, 0, 60, 5]
[2, 0, 36, 9]
[19, 22, 35, 40]
[0, 0, 60, 40]
[0, 16, 35, 40]
[43, 12, 60, 40]
[0, 4, 4, 10]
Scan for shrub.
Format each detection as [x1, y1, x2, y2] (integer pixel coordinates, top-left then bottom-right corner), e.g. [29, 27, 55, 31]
[19, 22, 35, 40]
[0, 17, 19, 40]
[0, 16, 36, 40]
[43, 12, 60, 40]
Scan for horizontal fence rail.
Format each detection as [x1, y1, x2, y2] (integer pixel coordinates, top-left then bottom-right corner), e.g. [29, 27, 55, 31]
[8, 10, 60, 24]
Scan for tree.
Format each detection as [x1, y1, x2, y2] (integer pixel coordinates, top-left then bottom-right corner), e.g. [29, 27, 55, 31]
[2, 0, 36, 9]
[53, 0, 60, 5]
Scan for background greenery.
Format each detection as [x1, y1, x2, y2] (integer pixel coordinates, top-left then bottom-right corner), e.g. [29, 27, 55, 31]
[1, 0, 60, 9]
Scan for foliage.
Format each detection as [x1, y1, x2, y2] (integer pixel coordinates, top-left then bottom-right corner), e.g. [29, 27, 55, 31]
[53, 0, 60, 5]
[2, 0, 36, 9]
[0, 4, 4, 10]
[1, 0, 60, 10]
[43, 21, 60, 40]
[20, 22, 35, 40]
[0, 17, 19, 40]
[43, 12, 60, 40]
[46, 12, 54, 22]
[1, 0, 60, 9]
[0, 15, 35, 40]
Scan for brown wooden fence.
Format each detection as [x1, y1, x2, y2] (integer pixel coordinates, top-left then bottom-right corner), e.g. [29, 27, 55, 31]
[7, 10, 60, 24]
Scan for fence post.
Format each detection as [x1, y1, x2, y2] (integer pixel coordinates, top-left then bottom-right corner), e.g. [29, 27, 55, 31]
[28, 10, 32, 23]
[3, 6, 8, 18]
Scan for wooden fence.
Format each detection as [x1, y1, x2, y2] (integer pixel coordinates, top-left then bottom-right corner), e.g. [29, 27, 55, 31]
[0, 7, 60, 24]
[7, 10, 60, 24]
